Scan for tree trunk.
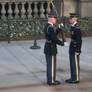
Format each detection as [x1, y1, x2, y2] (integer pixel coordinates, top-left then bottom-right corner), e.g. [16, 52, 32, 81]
[54, 0, 62, 16]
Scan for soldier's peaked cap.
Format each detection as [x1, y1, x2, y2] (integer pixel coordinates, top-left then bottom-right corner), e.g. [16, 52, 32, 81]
[48, 12, 57, 18]
[70, 13, 80, 18]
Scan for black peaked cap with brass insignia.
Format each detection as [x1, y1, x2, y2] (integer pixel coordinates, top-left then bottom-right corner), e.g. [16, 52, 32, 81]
[48, 12, 57, 18]
[70, 13, 80, 19]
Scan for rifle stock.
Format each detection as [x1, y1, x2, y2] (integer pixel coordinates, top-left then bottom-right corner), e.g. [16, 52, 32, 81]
[50, 0, 66, 42]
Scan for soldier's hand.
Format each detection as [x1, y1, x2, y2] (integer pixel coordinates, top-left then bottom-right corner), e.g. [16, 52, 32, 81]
[58, 23, 64, 29]
[75, 52, 80, 55]
[64, 42, 69, 46]
[61, 42, 64, 46]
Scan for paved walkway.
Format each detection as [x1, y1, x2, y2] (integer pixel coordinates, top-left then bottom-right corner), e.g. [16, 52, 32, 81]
[0, 37, 92, 92]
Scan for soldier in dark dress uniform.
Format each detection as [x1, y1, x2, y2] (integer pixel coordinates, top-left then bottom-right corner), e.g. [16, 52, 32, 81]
[66, 13, 82, 83]
[44, 12, 64, 85]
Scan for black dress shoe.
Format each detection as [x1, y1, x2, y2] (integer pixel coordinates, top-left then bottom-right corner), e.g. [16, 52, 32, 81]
[65, 79, 80, 84]
[65, 78, 72, 83]
[53, 80, 61, 85]
[72, 80, 80, 83]
[47, 80, 61, 85]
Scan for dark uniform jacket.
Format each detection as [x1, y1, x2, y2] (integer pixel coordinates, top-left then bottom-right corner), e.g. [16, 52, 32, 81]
[44, 23, 63, 55]
[69, 22, 82, 54]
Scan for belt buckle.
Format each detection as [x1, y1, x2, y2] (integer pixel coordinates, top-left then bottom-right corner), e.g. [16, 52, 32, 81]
[46, 40, 51, 43]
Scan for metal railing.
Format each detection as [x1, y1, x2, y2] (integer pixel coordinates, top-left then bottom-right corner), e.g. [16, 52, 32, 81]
[0, 18, 46, 43]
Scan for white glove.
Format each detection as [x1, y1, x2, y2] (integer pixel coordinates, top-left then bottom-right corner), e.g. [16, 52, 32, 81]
[75, 52, 79, 55]
[59, 23, 64, 28]
[64, 42, 69, 46]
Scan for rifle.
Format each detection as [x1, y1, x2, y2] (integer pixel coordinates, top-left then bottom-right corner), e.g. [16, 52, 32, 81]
[50, 0, 66, 42]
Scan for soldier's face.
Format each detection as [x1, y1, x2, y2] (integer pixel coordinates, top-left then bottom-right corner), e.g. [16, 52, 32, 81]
[48, 18, 56, 24]
[52, 18, 56, 24]
[70, 17, 77, 24]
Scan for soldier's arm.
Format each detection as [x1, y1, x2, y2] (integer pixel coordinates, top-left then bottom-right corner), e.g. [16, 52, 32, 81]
[75, 27, 82, 53]
[55, 28, 61, 35]
[56, 24, 65, 35]
[49, 27, 64, 46]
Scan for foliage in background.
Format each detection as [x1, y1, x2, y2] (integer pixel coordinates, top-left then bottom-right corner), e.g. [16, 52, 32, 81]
[0, 17, 92, 40]
[0, 18, 45, 39]
[61, 17, 92, 37]
[78, 17, 92, 31]
[0, 22, 8, 37]
[62, 17, 92, 32]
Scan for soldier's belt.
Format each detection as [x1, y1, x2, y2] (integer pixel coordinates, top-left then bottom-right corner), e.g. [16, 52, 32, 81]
[46, 40, 52, 43]
[71, 39, 76, 42]
[71, 39, 77, 45]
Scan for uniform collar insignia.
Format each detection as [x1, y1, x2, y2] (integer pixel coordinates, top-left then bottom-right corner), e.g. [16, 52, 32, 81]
[48, 22, 53, 26]
[71, 21, 77, 27]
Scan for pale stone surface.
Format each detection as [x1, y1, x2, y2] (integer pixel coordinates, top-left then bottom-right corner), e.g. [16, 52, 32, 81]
[0, 37, 92, 92]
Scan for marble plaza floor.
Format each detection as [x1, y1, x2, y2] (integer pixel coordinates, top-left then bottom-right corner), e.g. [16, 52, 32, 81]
[0, 37, 92, 92]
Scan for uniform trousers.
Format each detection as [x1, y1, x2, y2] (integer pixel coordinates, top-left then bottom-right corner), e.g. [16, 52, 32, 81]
[45, 55, 56, 84]
[69, 54, 80, 81]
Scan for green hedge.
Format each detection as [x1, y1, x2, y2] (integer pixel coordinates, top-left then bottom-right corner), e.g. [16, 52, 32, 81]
[0, 17, 92, 40]
[0, 18, 45, 39]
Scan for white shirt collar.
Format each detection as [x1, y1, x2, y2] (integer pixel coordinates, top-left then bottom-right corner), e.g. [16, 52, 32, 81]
[71, 21, 77, 26]
[48, 22, 53, 26]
